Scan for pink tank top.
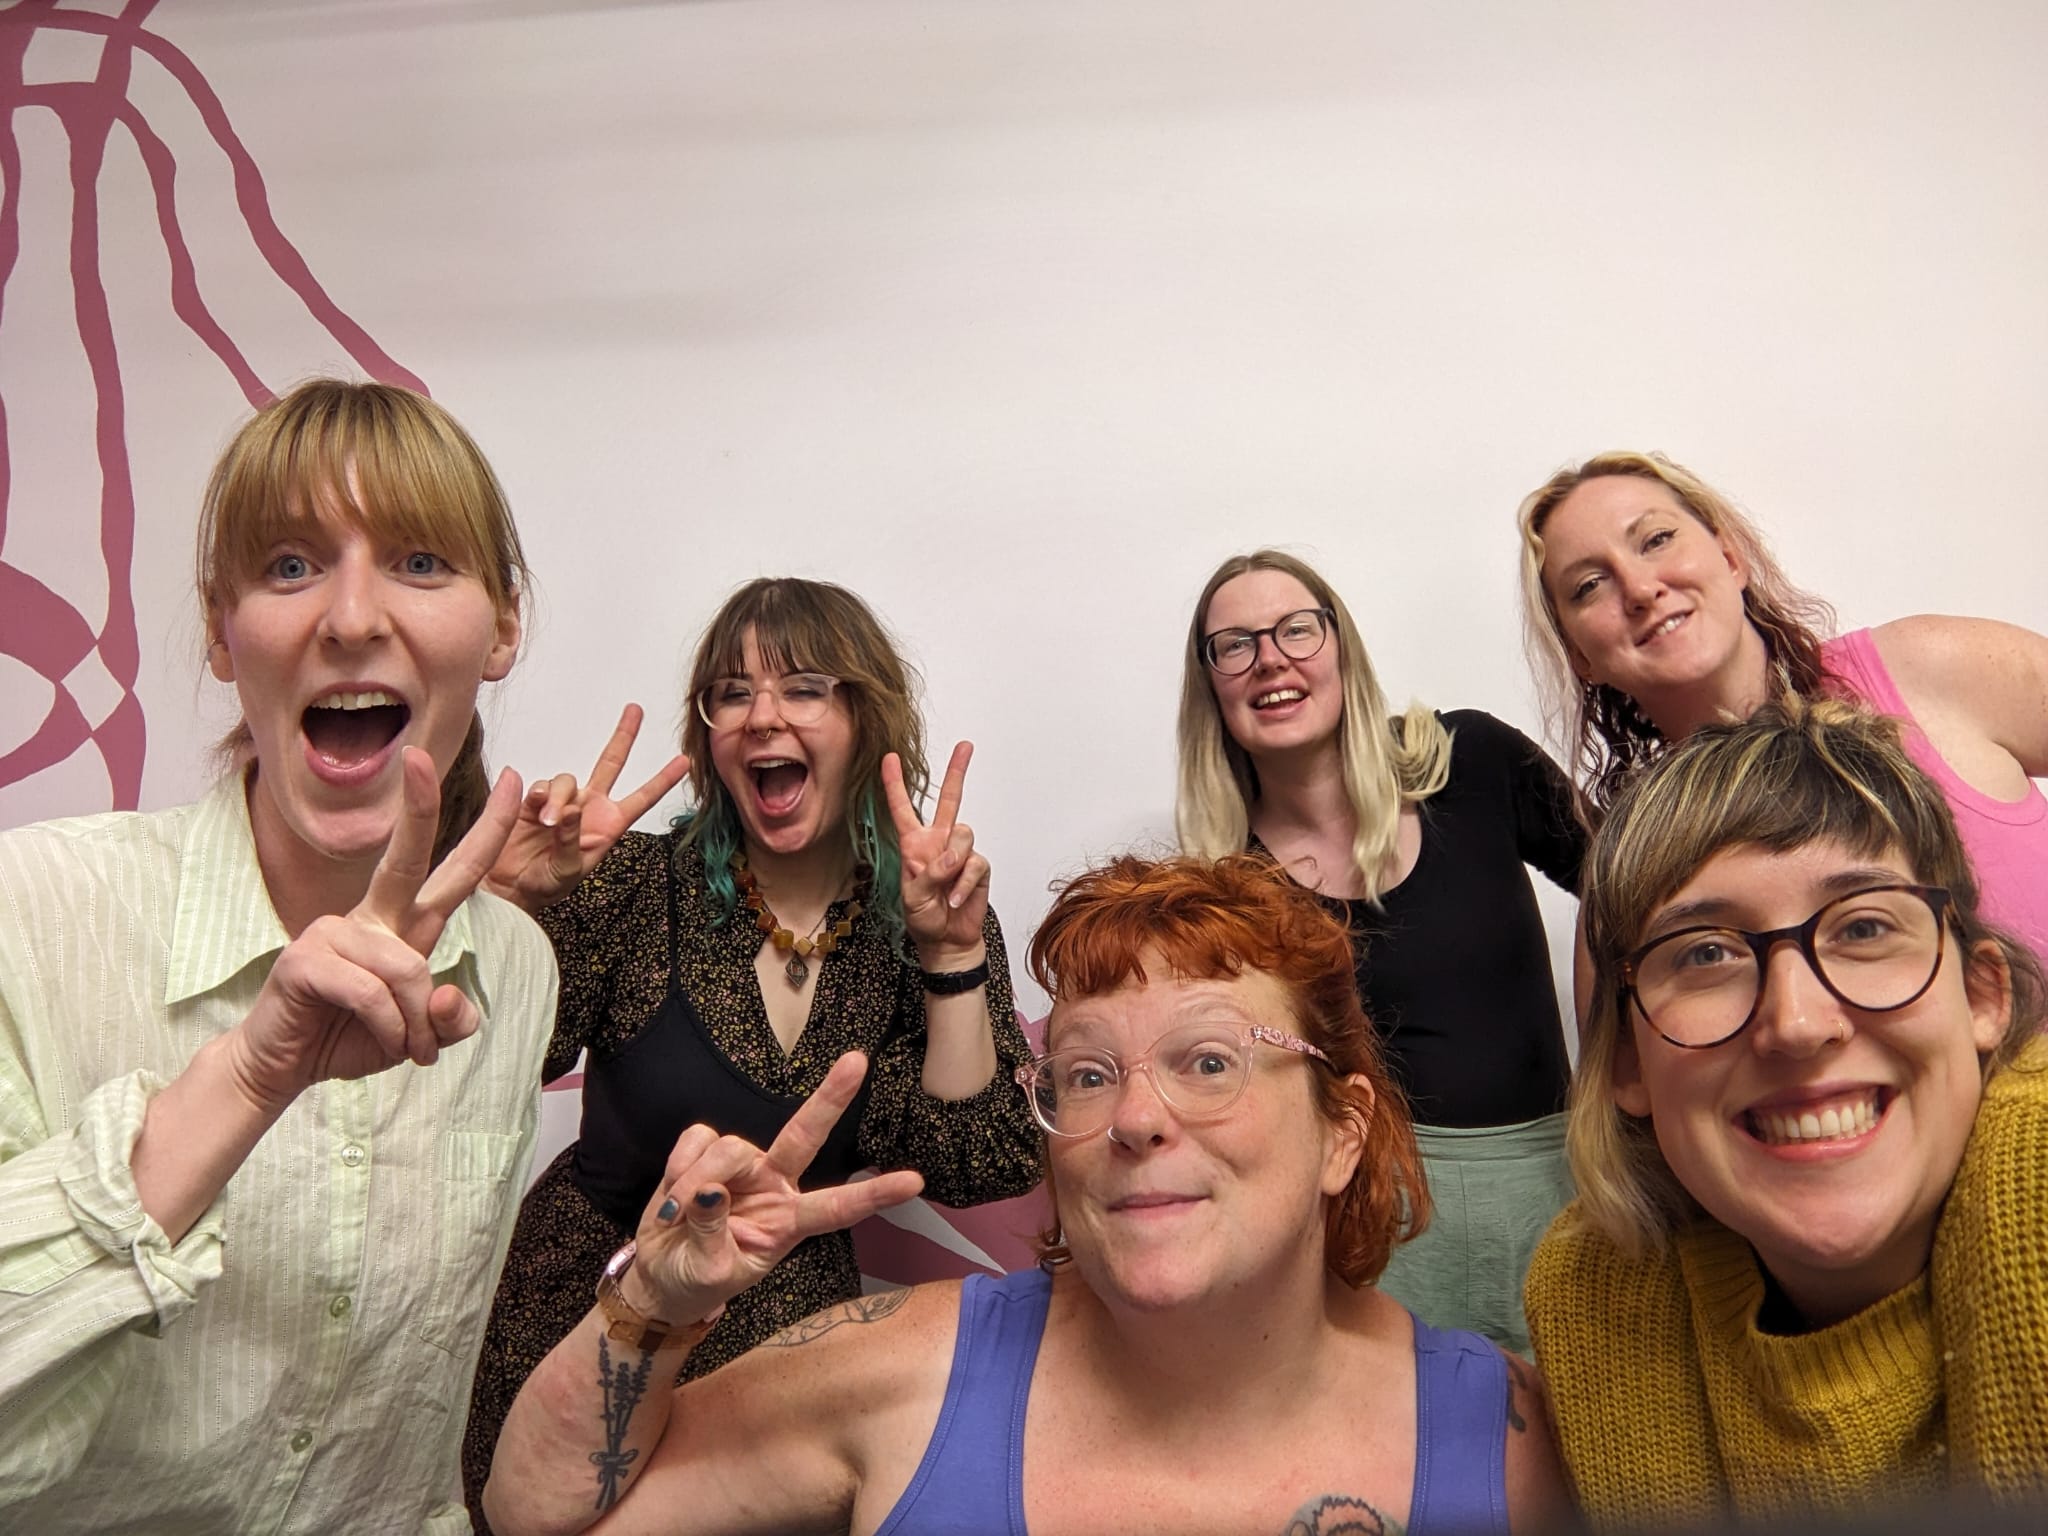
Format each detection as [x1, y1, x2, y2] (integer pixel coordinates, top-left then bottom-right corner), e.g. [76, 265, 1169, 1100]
[1823, 628, 2048, 964]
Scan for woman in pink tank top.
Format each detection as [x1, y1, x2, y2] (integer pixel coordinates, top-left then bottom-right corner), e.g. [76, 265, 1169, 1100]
[1512, 452, 2048, 962]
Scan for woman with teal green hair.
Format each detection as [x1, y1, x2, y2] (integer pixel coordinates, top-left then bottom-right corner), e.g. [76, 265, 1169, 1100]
[461, 577, 1040, 1531]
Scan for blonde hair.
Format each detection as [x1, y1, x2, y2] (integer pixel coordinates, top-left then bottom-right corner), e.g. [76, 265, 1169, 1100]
[1516, 452, 1835, 814]
[197, 379, 529, 862]
[677, 578, 930, 946]
[1175, 550, 1451, 904]
[1569, 697, 2044, 1255]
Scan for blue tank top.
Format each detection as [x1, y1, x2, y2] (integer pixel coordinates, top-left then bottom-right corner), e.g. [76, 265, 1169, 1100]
[874, 1267, 1511, 1536]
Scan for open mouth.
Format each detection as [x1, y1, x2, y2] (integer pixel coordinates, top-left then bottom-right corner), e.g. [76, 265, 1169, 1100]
[303, 689, 410, 769]
[749, 757, 809, 816]
[1252, 688, 1306, 711]
[1743, 1088, 1890, 1148]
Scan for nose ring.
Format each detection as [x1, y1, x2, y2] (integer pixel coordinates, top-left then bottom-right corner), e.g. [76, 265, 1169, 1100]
[1106, 1126, 1130, 1148]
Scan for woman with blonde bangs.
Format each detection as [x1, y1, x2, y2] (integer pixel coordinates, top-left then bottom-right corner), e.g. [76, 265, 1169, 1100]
[1177, 549, 1585, 1354]
[1518, 451, 2048, 961]
[1524, 700, 2048, 1525]
[462, 577, 1040, 1531]
[481, 854, 1570, 1536]
[0, 380, 556, 1533]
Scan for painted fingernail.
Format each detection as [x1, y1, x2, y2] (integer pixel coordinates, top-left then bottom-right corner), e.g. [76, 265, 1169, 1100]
[656, 1197, 679, 1222]
[693, 1189, 723, 1209]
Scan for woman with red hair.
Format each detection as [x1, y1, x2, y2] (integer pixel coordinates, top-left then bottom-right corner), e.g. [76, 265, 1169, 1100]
[482, 854, 1570, 1536]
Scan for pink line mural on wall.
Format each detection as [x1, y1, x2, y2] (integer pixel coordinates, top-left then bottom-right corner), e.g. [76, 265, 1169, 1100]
[0, 0, 1044, 1279]
[0, 0, 421, 811]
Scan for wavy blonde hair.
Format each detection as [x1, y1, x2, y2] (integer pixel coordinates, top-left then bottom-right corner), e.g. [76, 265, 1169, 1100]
[1516, 452, 1835, 814]
[1176, 550, 1450, 904]
[1568, 698, 2043, 1256]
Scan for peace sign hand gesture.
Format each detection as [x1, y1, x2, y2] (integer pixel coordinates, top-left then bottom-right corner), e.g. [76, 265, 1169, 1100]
[623, 1053, 925, 1327]
[883, 741, 990, 969]
[225, 748, 525, 1114]
[483, 703, 689, 914]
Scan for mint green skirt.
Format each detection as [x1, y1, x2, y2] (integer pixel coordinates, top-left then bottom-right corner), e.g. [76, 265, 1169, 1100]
[1375, 1111, 1572, 1356]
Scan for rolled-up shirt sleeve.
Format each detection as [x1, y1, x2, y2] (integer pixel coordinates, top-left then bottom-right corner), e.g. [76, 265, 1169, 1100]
[0, 1036, 226, 1496]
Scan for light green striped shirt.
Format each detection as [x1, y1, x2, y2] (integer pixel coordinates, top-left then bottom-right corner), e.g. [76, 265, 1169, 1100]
[0, 775, 557, 1533]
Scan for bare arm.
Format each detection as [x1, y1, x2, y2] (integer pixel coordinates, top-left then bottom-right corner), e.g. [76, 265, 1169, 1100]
[1501, 1349, 1577, 1535]
[1874, 615, 2048, 779]
[483, 1055, 927, 1536]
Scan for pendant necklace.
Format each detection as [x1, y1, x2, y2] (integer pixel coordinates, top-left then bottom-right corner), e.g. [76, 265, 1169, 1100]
[731, 852, 862, 987]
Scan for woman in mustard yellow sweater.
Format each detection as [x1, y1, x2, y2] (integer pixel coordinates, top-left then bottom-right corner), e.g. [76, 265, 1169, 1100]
[1524, 698, 2048, 1528]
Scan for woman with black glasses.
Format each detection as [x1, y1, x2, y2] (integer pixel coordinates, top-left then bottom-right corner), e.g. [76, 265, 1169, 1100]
[1525, 698, 2048, 1525]
[459, 577, 1040, 1532]
[1176, 550, 1585, 1353]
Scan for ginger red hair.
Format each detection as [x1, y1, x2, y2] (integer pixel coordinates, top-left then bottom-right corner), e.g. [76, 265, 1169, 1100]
[1027, 852, 1428, 1288]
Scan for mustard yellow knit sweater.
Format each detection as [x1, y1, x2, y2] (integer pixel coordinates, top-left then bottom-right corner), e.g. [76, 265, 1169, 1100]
[1524, 1039, 2048, 1529]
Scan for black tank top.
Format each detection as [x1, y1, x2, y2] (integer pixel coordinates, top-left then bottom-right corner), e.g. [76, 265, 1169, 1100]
[568, 847, 875, 1231]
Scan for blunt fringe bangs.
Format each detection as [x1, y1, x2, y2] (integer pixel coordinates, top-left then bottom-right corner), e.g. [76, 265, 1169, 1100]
[1569, 698, 2046, 1254]
[677, 578, 929, 947]
[1027, 853, 1429, 1288]
[196, 379, 527, 863]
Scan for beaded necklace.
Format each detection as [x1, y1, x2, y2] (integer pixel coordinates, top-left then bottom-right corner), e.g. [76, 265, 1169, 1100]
[730, 851, 864, 987]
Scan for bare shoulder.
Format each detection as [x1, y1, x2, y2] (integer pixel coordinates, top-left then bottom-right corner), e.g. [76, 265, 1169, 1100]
[1497, 1347, 1576, 1536]
[1872, 614, 2048, 768]
[1871, 613, 2047, 686]
[757, 1280, 959, 1356]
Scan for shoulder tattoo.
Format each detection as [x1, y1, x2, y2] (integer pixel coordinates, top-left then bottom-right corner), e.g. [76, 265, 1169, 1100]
[762, 1287, 911, 1347]
[1503, 1350, 1534, 1435]
[1283, 1494, 1405, 1536]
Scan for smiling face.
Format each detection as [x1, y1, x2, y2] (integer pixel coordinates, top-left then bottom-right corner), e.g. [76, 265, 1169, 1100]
[210, 502, 518, 879]
[1045, 962, 1362, 1315]
[1201, 569, 1343, 763]
[1538, 475, 1763, 725]
[704, 629, 857, 860]
[1611, 838, 2010, 1324]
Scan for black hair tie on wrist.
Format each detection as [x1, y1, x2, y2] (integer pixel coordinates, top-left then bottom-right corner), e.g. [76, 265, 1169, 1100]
[920, 959, 990, 996]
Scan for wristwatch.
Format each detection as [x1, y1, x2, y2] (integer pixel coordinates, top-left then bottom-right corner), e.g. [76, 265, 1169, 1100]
[594, 1241, 721, 1353]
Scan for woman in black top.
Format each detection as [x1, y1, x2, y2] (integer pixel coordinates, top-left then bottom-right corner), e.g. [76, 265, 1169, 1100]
[1177, 549, 1584, 1351]
[460, 577, 1040, 1530]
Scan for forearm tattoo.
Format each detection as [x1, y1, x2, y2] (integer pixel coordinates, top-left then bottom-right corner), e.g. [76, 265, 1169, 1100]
[591, 1336, 655, 1512]
[1283, 1494, 1405, 1535]
[762, 1287, 910, 1347]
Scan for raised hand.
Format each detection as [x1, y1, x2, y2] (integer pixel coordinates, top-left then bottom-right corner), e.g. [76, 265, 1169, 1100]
[882, 740, 990, 968]
[626, 1053, 925, 1325]
[483, 703, 689, 913]
[226, 748, 524, 1112]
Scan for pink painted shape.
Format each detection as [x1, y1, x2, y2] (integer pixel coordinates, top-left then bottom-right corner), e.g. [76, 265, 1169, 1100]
[0, 0, 429, 811]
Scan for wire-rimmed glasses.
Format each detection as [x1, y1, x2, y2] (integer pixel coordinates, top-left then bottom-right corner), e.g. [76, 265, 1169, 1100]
[695, 672, 843, 731]
[1620, 884, 1955, 1049]
[1199, 607, 1334, 676]
[1014, 1022, 1332, 1139]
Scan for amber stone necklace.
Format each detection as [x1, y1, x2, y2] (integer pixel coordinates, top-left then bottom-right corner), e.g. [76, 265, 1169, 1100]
[730, 851, 863, 987]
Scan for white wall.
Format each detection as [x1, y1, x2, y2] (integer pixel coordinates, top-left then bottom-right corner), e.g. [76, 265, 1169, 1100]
[6, 0, 2046, 1033]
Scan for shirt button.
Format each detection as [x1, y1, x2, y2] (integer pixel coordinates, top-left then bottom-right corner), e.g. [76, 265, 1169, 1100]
[329, 1294, 353, 1319]
[290, 1430, 313, 1453]
[339, 1143, 366, 1168]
